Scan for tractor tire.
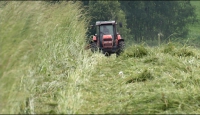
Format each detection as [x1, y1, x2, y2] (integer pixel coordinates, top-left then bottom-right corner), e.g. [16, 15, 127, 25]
[116, 41, 125, 57]
[90, 42, 98, 53]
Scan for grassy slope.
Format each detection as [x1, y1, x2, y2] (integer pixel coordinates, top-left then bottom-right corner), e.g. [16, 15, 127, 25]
[0, 1, 102, 114]
[1, 1, 200, 114]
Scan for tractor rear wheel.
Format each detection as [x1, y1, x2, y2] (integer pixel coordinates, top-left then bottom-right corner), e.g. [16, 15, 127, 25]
[90, 42, 98, 53]
[116, 41, 125, 57]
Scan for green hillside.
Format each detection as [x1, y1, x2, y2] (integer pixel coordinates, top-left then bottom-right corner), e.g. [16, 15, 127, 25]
[0, 1, 98, 113]
[1, 1, 200, 114]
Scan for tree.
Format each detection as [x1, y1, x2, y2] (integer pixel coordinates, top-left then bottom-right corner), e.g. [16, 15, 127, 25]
[87, 1, 130, 41]
[119, 1, 198, 41]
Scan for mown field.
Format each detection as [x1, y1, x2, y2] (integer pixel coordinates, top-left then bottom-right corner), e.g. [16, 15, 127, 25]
[0, 1, 200, 114]
[80, 43, 200, 114]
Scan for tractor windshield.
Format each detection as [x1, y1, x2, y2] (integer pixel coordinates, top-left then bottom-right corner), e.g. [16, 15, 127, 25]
[100, 25, 114, 36]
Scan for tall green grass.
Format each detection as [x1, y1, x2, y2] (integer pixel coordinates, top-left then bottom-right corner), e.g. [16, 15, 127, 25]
[0, 1, 103, 114]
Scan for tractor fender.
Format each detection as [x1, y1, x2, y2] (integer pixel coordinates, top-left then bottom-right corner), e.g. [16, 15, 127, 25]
[93, 35, 97, 41]
[116, 34, 124, 43]
[117, 34, 124, 41]
[116, 34, 124, 46]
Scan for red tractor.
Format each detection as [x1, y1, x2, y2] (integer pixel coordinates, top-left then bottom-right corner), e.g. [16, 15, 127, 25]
[89, 21, 125, 56]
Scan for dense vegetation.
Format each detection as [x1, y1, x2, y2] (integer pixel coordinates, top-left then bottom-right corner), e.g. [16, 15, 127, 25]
[1, 0, 200, 114]
[79, 43, 200, 114]
[83, 0, 198, 43]
[0, 1, 96, 113]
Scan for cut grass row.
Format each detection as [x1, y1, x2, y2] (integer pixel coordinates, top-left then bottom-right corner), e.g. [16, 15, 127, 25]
[79, 43, 200, 114]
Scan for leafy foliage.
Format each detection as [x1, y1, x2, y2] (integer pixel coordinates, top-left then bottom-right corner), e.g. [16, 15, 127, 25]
[82, 0, 198, 43]
[85, 1, 131, 42]
[119, 1, 198, 41]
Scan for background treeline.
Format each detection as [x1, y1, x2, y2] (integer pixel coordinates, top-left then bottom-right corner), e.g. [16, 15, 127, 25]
[81, 0, 198, 43]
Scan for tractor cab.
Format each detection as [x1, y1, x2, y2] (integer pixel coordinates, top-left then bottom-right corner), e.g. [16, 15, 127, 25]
[98, 24, 115, 48]
[90, 21, 125, 56]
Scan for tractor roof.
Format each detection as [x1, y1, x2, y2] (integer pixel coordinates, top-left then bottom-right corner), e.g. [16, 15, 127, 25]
[96, 21, 116, 26]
